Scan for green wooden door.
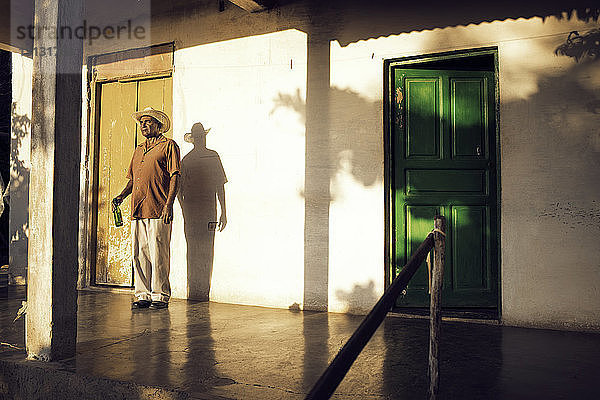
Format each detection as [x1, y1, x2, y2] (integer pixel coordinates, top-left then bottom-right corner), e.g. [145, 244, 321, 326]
[392, 68, 498, 308]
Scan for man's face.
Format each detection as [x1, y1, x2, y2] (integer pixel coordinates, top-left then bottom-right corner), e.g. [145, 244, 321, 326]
[139, 116, 161, 138]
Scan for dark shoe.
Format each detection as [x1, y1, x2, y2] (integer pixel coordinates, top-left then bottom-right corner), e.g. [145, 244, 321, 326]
[132, 300, 151, 309]
[150, 301, 168, 309]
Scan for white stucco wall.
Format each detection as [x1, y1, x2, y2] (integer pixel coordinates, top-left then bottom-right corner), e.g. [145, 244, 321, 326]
[160, 9, 600, 326]
[9, 52, 32, 285]
[10, 1, 597, 330]
[159, 9, 600, 324]
[498, 26, 600, 331]
[165, 26, 384, 313]
[326, 15, 600, 327]
[169, 29, 307, 308]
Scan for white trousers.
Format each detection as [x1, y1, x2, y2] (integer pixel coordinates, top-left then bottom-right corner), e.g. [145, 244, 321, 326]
[132, 218, 172, 303]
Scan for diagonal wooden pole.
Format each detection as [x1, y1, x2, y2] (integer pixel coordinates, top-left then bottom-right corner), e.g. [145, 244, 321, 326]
[428, 215, 446, 400]
[305, 233, 435, 400]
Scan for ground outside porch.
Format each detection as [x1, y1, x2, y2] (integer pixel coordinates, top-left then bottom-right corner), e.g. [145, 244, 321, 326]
[1, 287, 599, 399]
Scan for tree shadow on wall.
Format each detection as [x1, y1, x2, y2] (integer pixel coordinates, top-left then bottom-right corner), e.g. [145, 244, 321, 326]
[378, 29, 600, 399]
[335, 280, 379, 315]
[8, 103, 30, 284]
[555, 29, 600, 63]
[521, 33, 600, 194]
[178, 122, 227, 301]
[272, 87, 382, 191]
[555, 29, 600, 113]
[272, 83, 381, 312]
[520, 66, 600, 210]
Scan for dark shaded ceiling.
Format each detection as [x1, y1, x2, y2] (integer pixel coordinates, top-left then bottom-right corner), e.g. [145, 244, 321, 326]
[0, 0, 598, 53]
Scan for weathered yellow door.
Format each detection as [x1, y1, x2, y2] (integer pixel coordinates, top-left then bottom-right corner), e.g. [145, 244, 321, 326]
[138, 78, 173, 139]
[95, 76, 173, 286]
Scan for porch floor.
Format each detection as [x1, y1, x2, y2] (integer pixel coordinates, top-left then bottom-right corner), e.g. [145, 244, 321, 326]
[1, 287, 600, 399]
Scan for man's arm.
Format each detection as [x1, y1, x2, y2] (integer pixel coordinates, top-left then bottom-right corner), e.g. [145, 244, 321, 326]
[112, 180, 133, 207]
[217, 183, 227, 231]
[161, 174, 180, 224]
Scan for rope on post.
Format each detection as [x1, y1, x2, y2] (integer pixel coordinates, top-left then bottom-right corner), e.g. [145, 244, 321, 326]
[428, 216, 446, 400]
[426, 228, 446, 293]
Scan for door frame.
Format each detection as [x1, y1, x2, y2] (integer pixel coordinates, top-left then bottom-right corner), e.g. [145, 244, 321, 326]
[81, 45, 174, 289]
[383, 47, 501, 316]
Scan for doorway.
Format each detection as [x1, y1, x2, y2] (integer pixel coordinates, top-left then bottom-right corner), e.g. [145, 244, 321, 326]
[387, 49, 499, 311]
[92, 76, 173, 286]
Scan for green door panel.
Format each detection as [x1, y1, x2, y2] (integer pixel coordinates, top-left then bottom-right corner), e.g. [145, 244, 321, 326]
[451, 78, 489, 159]
[396, 205, 439, 307]
[406, 205, 438, 289]
[405, 78, 441, 158]
[406, 169, 487, 195]
[452, 206, 486, 290]
[392, 68, 498, 309]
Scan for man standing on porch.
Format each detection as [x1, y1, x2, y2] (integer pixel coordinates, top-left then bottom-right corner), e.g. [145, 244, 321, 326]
[112, 107, 181, 310]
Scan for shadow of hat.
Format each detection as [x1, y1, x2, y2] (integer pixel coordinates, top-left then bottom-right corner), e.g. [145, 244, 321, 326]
[184, 122, 211, 143]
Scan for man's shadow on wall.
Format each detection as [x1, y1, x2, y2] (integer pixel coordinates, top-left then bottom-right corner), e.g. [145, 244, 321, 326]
[178, 122, 227, 301]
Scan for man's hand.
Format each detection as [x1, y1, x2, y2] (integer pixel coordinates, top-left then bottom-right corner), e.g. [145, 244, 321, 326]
[112, 181, 132, 209]
[112, 195, 123, 208]
[218, 213, 227, 232]
[161, 204, 174, 224]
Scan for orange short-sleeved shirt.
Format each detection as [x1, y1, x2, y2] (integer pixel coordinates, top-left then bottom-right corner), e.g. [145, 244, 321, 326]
[127, 135, 181, 219]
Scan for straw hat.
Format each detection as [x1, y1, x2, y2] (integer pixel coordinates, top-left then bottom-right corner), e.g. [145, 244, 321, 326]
[132, 107, 171, 134]
[184, 122, 211, 143]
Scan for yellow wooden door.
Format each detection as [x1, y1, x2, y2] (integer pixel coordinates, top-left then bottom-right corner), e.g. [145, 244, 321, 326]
[138, 78, 173, 138]
[96, 81, 137, 286]
[95, 76, 173, 286]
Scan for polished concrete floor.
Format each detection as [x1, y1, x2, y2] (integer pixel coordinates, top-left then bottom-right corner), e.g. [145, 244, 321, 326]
[1, 287, 600, 399]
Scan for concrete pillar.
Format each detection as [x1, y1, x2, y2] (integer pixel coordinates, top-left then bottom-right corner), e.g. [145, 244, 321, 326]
[303, 28, 331, 312]
[26, 0, 83, 361]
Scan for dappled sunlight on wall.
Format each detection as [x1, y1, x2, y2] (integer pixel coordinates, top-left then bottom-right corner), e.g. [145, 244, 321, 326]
[496, 17, 590, 101]
[500, 51, 600, 328]
[329, 152, 384, 314]
[9, 53, 32, 285]
[169, 29, 307, 307]
[333, 13, 596, 102]
[327, 11, 600, 324]
[334, 280, 378, 315]
[327, 48, 386, 312]
[272, 76, 386, 312]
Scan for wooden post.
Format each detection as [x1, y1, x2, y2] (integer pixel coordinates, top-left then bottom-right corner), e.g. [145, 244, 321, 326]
[428, 215, 446, 400]
[306, 233, 435, 400]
